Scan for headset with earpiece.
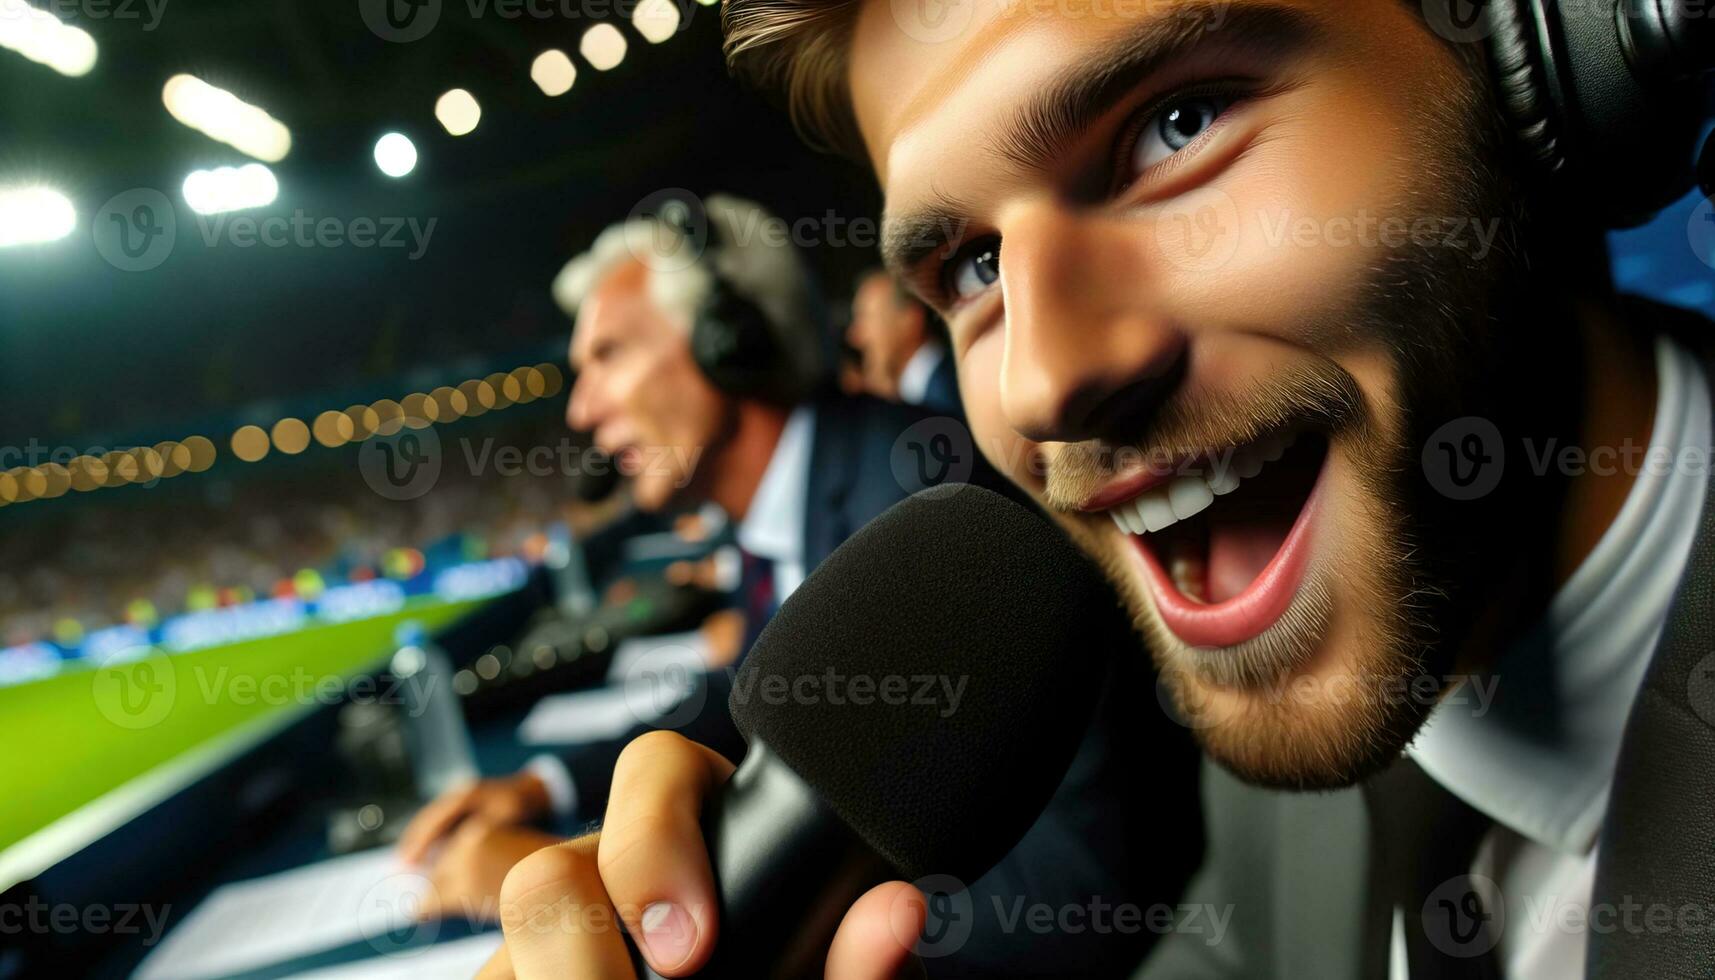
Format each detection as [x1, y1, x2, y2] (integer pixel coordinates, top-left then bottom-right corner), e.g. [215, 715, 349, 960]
[1468, 0, 1715, 226]
[646, 195, 814, 403]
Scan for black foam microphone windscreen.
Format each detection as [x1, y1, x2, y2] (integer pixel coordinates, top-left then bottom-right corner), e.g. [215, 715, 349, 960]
[733, 482, 1126, 883]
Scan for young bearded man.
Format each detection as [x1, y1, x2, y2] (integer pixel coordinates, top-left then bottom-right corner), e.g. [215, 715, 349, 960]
[482, 2, 1715, 977]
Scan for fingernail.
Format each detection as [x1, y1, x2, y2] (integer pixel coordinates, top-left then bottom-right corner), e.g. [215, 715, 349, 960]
[640, 901, 697, 970]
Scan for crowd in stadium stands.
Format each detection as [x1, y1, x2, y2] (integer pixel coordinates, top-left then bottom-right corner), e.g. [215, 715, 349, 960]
[0, 420, 579, 651]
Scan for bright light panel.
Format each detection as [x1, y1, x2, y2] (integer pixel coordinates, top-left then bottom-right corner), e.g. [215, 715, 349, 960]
[162, 74, 292, 163]
[0, 185, 75, 246]
[0, 0, 96, 76]
[182, 163, 278, 216]
[374, 132, 417, 178]
[580, 24, 627, 70]
[434, 88, 481, 137]
[530, 49, 576, 96]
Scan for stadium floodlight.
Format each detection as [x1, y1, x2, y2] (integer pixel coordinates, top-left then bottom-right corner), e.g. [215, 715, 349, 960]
[0, 185, 76, 247]
[162, 74, 292, 163]
[530, 49, 575, 97]
[580, 24, 627, 70]
[181, 163, 277, 216]
[0, 0, 96, 76]
[434, 89, 481, 137]
[373, 132, 417, 178]
[632, 0, 680, 44]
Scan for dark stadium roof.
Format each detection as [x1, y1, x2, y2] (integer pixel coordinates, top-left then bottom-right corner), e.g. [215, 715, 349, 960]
[0, 0, 881, 446]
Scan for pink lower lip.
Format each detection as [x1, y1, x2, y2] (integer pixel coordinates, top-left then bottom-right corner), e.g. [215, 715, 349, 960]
[1128, 464, 1326, 649]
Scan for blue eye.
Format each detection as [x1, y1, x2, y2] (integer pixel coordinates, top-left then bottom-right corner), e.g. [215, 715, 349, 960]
[946, 240, 1000, 301]
[1131, 93, 1235, 174]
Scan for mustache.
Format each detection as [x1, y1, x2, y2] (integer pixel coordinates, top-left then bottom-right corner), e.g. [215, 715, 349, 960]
[1041, 364, 1363, 513]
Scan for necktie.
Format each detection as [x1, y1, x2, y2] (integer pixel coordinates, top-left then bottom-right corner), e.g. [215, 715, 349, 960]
[1361, 757, 1502, 980]
[737, 547, 776, 651]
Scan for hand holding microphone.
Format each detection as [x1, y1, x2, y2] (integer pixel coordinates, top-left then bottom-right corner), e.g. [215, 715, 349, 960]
[484, 486, 1129, 978]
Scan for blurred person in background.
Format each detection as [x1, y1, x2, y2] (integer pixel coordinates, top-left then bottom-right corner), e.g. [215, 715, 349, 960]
[847, 268, 960, 415]
[397, 192, 965, 912]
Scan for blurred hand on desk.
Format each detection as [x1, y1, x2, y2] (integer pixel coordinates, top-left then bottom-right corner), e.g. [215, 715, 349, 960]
[414, 820, 565, 923]
[398, 773, 552, 866]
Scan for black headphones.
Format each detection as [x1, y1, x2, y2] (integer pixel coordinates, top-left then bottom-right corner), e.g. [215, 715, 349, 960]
[647, 196, 815, 403]
[1461, 0, 1715, 227]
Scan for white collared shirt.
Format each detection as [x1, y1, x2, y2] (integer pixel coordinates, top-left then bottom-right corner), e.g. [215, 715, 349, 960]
[896, 340, 947, 408]
[1393, 333, 1713, 979]
[735, 404, 815, 601]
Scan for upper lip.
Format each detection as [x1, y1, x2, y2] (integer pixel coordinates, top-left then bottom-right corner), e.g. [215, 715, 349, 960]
[1074, 453, 1213, 513]
[1073, 426, 1306, 513]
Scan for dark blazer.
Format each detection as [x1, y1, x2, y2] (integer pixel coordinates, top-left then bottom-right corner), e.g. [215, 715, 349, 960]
[915, 350, 963, 418]
[1138, 313, 1715, 980]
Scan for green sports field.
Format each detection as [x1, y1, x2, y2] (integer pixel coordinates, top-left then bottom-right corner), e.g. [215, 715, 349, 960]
[0, 598, 482, 857]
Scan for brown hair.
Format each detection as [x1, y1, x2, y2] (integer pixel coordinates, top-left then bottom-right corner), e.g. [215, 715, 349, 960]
[722, 0, 869, 159]
[724, 0, 1491, 163]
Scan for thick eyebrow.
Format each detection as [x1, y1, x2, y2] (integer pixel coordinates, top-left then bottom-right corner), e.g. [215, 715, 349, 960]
[879, 1, 1322, 277]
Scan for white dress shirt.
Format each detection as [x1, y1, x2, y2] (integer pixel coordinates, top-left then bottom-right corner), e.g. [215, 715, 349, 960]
[896, 340, 947, 408]
[1392, 333, 1713, 979]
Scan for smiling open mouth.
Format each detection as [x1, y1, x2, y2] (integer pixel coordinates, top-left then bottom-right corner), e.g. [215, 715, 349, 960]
[1104, 431, 1329, 648]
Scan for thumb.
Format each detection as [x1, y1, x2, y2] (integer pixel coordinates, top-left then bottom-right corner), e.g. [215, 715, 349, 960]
[826, 882, 927, 980]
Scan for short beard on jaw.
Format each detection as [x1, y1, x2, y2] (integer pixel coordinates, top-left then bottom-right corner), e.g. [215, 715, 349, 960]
[1053, 54, 1534, 792]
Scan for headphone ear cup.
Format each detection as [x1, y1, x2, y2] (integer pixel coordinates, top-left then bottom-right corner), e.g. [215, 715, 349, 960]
[1479, 0, 1703, 226]
[1484, 0, 1570, 176]
[692, 278, 791, 400]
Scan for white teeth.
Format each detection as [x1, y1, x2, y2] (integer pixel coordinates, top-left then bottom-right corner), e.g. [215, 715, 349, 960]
[1207, 465, 1241, 496]
[1234, 448, 1264, 479]
[1137, 492, 1177, 532]
[1106, 432, 1301, 537]
[1167, 476, 1214, 521]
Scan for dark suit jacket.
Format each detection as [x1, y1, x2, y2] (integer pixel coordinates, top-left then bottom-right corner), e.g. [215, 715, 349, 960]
[1139, 309, 1715, 980]
[915, 350, 963, 418]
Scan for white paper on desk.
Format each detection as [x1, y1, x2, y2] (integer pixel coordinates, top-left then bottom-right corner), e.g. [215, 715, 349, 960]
[134, 848, 437, 980]
[517, 633, 709, 746]
[288, 931, 503, 979]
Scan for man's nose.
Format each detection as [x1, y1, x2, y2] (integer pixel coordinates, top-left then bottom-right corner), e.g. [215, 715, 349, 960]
[997, 204, 1186, 445]
[567, 373, 600, 433]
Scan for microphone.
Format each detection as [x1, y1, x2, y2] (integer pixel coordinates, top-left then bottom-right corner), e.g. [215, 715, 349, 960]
[632, 485, 1130, 978]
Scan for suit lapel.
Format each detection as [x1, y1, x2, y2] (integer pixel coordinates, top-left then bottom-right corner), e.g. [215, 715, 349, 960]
[800, 402, 854, 570]
[1587, 418, 1715, 978]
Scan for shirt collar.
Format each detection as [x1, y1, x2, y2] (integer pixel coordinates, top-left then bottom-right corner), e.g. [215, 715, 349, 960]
[1408, 333, 1713, 854]
[897, 340, 947, 407]
[735, 404, 815, 568]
